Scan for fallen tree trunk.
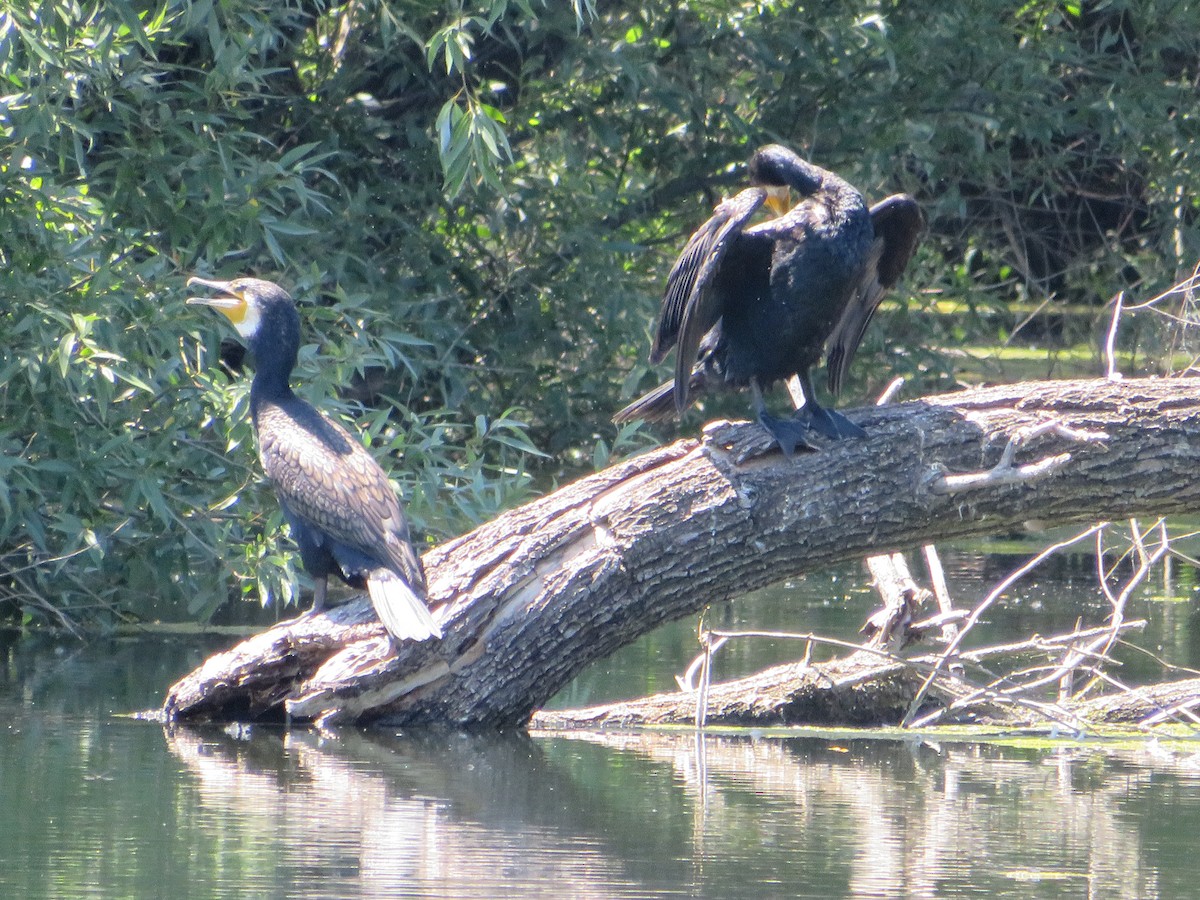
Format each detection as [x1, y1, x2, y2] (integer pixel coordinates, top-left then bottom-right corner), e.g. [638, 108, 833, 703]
[163, 377, 1200, 729]
[533, 652, 948, 730]
[530, 621, 1152, 730]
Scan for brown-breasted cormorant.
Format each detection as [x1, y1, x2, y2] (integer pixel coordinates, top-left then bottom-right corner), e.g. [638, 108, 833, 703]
[614, 144, 923, 454]
[186, 277, 442, 642]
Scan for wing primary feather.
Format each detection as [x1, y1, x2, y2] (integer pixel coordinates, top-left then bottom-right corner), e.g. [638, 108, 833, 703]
[825, 194, 923, 395]
[661, 188, 766, 411]
[871, 194, 924, 288]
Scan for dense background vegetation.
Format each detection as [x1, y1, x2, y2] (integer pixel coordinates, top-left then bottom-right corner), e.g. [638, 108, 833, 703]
[2, 0, 1197, 628]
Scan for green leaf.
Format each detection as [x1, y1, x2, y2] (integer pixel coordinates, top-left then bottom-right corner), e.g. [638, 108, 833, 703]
[57, 333, 77, 378]
[107, 0, 154, 53]
[278, 142, 325, 169]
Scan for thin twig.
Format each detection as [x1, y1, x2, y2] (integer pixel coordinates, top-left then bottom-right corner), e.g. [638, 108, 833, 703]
[676, 634, 728, 693]
[1074, 522, 1170, 700]
[907, 684, 1088, 732]
[875, 377, 906, 406]
[901, 523, 1107, 727]
[1105, 290, 1125, 380]
[955, 620, 1146, 663]
[1141, 696, 1200, 728]
[1122, 265, 1200, 311]
[1128, 517, 1149, 568]
[696, 629, 714, 730]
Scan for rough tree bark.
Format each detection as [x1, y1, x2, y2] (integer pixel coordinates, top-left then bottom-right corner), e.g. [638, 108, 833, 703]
[162, 377, 1200, 729]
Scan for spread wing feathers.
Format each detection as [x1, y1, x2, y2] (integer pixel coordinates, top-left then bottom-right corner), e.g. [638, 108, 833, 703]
[871, 193, 924, 289]
[650, 187, 767, 413]
[367, 569, 442, 641]
[825, 194, 923, 396]
[255, 402, 427, 594]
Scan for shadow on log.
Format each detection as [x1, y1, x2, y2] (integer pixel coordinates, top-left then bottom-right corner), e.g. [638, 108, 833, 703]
[162, 377, 1200, 729]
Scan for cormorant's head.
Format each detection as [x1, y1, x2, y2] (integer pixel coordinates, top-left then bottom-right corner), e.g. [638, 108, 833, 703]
[186, 276, 295, 343]
[748, 144, 821, 218]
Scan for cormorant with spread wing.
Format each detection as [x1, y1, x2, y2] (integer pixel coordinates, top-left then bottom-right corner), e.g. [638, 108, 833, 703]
[187, 277, 442, 642]
[614, 144, 922, 454]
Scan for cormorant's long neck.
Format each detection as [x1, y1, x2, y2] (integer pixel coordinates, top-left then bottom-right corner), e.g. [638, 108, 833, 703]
[783, 159, 826, 197]
[250, 354, 296, 403]
[785, 157, 863, 220]
[248, 317, 299, 405]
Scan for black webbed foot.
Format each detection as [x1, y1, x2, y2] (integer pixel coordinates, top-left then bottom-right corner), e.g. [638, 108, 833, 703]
[757, 409, 818, 457]
[801, 404, 867, 440]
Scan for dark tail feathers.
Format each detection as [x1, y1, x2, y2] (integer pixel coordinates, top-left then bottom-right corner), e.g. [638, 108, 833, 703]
[613, 378, 678, 424]
[614, 369, 709, 424]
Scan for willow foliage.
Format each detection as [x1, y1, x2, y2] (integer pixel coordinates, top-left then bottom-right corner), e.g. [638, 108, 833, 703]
[1, 1, 1196, 627]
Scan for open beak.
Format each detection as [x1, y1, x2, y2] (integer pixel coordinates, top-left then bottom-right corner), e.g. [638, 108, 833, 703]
[186, 277, 248, 324]
[764, 186, 791, 218]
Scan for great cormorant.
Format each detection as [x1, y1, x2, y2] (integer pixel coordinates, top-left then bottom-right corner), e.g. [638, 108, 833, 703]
[186, 277, 442, 642]
[614, 144, 923, 454]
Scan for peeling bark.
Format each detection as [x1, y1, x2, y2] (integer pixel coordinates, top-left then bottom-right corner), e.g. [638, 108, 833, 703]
[163, 377, 1200, 729]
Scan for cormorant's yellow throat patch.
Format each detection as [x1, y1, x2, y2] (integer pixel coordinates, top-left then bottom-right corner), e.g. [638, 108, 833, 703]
[186, 277, 259, 339]
[764, 185, 791, 218]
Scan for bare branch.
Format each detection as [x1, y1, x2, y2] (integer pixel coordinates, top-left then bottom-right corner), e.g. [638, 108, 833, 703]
[1105, 291, 1125, 380]
[921, 545, 958, 643]
[929, 420, 1109, 495]
[901, 524, 1107, 727]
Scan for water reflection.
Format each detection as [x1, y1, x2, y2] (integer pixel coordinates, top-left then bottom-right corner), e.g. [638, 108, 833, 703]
[152, 723, 1200, 899]
[165, 726, 643, 897]
[5, 531, 1200, 900]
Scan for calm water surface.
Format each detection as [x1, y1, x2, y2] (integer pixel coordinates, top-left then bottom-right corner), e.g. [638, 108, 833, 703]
[4, 548, 1200, 899]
